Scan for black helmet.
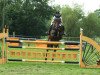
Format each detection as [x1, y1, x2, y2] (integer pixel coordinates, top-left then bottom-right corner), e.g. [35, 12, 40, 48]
[54, 11, 61, 18]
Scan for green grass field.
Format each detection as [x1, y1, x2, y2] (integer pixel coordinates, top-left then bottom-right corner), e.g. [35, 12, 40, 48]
[0, 62, 100, 75]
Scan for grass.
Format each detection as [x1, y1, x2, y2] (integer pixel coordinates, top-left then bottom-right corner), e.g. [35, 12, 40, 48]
[0, 62, 100, 75]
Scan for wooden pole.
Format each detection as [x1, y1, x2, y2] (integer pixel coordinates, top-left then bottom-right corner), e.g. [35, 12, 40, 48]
[22, 59, 65, 63]
[6, 27, 8, 63]
[20, 40, 65, 45]
[2, 28, 5, 64]
[79, 28, 85, 68]
[22, 46, 65, 50]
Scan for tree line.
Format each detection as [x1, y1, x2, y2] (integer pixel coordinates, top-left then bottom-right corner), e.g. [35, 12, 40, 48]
[61, 5, 100, 38]
[0, 0, 100, 38]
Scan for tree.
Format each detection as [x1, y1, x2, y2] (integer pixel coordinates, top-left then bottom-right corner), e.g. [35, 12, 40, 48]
[81, 13, 100, 37]
[0, 0, 55, 37]
[61, 5, 84, 37]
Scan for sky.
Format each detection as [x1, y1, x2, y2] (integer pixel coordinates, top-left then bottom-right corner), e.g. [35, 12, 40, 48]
[49, 0, 100, 14]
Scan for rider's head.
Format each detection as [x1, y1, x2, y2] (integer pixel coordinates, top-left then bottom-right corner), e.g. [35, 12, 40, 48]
[54, 11, 61, 18]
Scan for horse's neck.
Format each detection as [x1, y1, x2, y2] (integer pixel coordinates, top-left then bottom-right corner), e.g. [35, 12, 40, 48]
[52, 24, 60, 29]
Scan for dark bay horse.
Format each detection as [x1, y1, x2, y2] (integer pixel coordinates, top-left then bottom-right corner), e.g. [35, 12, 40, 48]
[46, 18, 64, 60]
[48, 19, 64, 45]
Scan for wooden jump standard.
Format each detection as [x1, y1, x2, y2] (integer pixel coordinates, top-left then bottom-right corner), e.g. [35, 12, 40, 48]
[80, 28, 100, 68]
[0, 26, 8, 64]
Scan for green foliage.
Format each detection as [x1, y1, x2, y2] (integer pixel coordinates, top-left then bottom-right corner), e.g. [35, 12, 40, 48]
[81, 13, 100, 37]
[61, 5, 84, 37]
[61, 5, 100, 37]
[0, 0, 55, 37]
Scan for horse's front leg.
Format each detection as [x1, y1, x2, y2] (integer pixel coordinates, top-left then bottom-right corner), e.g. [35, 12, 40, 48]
[45, 44, 53, 61]
[45, 49, 48, 61]
[52, 44, 59, 61]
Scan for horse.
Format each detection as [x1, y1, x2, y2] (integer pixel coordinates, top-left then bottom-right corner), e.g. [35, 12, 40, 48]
[46, 18, 65, 60]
